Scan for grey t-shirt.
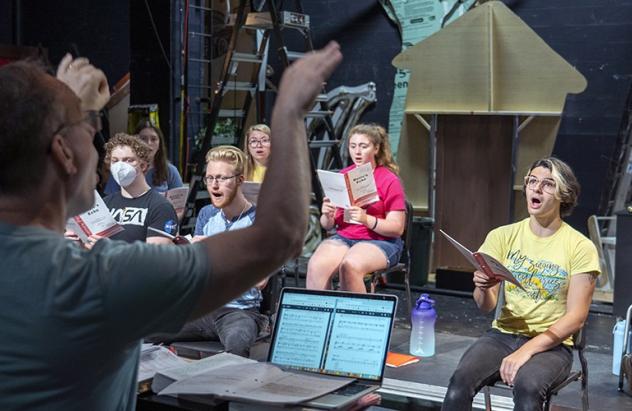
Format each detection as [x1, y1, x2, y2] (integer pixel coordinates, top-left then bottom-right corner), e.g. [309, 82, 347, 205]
[0, 221, 209, 410]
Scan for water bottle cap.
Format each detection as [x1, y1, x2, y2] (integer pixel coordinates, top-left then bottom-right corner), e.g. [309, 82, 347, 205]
[416, 293, 435, 310]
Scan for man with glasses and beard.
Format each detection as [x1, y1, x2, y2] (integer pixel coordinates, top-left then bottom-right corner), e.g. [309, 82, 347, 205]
[148, 145, 267, 358]
[0, 42, 342, 409]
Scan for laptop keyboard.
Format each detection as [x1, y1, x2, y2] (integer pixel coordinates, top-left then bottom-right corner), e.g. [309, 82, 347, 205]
[331, 383, 372, 397]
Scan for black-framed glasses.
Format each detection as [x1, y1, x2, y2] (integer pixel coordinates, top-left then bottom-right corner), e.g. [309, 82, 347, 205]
[524, 175, 556, 194]
[203, 174, 238, 185]
[248, 138, 271, 147]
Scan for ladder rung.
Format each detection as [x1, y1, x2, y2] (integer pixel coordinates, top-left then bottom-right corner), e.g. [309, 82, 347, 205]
[223, 81, 257, 93]
[189, 31, 213, 38]
[309, 140, 340, 148]
[315, 94, 328, 102]
[189, 57, 211, 64]
[306, 110, 333, 117]
[189, 84, 213, 89]
[231, 52, 263, 64]
[286, 50, 306, 61]
[190, 5, 213, 12]
[218, 109, 245, 118]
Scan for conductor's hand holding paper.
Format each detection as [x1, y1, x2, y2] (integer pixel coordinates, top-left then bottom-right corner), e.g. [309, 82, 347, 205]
[439, 229, 525, 290]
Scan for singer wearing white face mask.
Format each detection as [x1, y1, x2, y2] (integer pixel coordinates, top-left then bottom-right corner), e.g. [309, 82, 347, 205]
[100, 133, 178, 245]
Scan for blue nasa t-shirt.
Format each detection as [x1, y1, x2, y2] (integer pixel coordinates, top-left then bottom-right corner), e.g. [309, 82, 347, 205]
[104, 189, 178, 243]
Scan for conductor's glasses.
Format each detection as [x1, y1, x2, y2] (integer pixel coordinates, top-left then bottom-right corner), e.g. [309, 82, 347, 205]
[524, 175, 556, 194]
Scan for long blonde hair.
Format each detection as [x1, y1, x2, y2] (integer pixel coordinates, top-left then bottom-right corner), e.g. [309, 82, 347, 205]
[348, 123, 399, 174]
[243, 124, 271, 180]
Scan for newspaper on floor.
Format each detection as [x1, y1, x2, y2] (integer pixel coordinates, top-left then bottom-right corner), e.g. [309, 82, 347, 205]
[158, 362, 355, 405]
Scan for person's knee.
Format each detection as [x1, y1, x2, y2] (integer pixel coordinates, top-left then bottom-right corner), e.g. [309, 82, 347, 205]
[512, 376, 546, 410]
[222, 329, 256, 357]
[339, 257, 364, 278]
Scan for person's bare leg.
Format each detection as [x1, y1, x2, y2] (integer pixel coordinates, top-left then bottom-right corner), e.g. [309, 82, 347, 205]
[338, 242, 389, 293]
[306, 240, 349, 290]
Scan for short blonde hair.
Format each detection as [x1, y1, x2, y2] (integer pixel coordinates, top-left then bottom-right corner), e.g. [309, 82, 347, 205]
[525, 157, 580, 217]
[243, 124, 271, 180]
[205, 145, 246, 176]
[105, 133, 152, 164]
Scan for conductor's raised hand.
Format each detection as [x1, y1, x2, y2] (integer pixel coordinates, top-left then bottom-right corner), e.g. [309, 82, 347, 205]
[473, 269, 500, 290]
[275, 41, 342, 117]
[56, 53, 110, 112]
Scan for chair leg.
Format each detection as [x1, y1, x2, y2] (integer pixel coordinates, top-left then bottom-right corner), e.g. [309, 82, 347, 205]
[404, 270, 413, 327]
[484, 386, 492, 411]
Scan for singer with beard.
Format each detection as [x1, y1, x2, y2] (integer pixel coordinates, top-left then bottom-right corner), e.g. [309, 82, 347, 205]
[147, 145, 267, 357]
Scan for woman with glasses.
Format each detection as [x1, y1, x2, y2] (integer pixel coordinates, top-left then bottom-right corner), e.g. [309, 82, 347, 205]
[243, 124, 271, 182]
[306, 123, 406, 293]
[104, 121, 183, 194]
[441, 157, 600, 411]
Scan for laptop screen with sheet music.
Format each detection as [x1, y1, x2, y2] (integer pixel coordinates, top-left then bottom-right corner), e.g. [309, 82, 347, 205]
[268, 288, 397, 381]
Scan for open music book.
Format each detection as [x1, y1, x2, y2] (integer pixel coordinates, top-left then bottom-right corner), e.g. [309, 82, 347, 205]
[316, 162, 379, 209]
[66, 190, 124, 243]
[439, 229, 525, 290]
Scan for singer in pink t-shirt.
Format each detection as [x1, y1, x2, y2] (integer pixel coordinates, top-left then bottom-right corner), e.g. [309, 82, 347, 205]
[306, 124, 406, 293]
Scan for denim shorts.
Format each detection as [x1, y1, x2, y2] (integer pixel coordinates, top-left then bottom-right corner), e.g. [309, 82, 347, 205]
[327, 234, 403, 268]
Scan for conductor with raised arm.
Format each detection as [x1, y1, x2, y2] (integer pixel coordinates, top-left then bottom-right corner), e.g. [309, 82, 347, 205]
[0, 43, 342, 410]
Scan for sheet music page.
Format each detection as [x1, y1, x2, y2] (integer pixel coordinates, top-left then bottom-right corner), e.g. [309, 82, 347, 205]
[269, 306, 331, 369]
[138, 346, 188, 382]
[317, 169, 351, 208]
[151, 352, 255, 393]
[159, 362, 353, 405]
[324, 299, 393, 378]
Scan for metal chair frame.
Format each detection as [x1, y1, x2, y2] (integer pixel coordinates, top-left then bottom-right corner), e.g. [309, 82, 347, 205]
[483, 283, 589, 411]
[368, 201, 414, 324]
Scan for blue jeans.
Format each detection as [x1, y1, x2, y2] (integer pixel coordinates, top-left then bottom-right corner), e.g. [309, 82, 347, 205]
[328, 234, 403, 268]
[442, 328, 573, 411]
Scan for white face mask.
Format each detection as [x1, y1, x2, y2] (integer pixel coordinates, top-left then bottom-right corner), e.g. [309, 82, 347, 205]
[110, 161, 138, 187]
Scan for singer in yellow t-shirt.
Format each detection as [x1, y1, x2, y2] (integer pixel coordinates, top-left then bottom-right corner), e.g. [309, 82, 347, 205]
[442, 157, 600, 411]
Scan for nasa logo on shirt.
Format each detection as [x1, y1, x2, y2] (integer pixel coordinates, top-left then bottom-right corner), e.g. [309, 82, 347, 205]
[164, 220, 178, 235]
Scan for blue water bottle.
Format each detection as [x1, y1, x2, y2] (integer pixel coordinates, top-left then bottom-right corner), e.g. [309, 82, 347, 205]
[409, 294, 437, 357]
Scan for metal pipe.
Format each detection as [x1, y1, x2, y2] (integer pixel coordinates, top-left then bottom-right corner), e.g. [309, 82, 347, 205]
[12, 0, 22, 45]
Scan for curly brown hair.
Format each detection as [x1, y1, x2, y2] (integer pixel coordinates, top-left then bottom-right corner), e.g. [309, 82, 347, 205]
[104, 133, 152, 165]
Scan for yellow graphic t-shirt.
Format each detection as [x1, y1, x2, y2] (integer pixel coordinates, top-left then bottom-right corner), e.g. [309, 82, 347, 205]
[479, 218, 600, 345]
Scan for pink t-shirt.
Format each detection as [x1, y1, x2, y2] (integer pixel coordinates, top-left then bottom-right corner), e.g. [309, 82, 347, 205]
[334, 165, 406, 241]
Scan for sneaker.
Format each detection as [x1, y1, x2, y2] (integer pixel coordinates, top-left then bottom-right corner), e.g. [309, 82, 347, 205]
[623, 354, 632, 392]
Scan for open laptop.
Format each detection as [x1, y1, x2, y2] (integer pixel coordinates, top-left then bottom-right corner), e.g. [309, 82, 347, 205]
[268, 287, 397, 410]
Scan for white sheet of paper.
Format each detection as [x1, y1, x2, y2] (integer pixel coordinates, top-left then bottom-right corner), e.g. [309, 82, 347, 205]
[317, 169, 350, 208]
[138, 346, 188, 382]
[151, 352, 255, 393]
[159, 362, 354, 405]
[66, 190, 123, 242]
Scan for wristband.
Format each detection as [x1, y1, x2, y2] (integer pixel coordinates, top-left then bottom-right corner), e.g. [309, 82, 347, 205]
[370, 216, 379, 230]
